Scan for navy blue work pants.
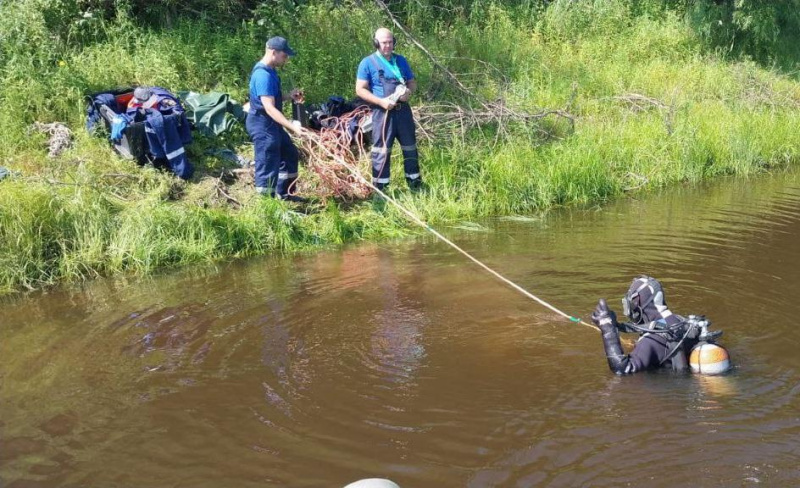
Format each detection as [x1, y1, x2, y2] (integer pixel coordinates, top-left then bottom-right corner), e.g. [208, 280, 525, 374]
[246, 113, 299, 196]
[370, 103, 420, 187]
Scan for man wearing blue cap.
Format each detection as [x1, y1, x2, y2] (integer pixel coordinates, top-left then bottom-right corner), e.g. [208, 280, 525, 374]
[246, 36, 308, 200]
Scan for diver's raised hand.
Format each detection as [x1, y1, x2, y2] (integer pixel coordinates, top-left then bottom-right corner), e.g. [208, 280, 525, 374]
[591, 299, 618, 329]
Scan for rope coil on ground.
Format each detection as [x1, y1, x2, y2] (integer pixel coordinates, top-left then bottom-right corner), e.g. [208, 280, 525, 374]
[295, 107, 373, 200]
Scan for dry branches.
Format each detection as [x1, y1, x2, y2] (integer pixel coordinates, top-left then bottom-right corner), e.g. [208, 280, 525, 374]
[213, 170, 242, 208]
[373, 0, 575, 141]
[612, 93, 668, 112]
[413, 101, 575, 143]
[608, 92, 676, 135]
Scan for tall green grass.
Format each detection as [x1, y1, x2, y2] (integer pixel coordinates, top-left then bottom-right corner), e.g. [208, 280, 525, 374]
[1, 0, 800, 295]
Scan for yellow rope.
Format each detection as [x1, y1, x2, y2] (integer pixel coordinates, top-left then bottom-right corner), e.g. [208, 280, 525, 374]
[302, 132, 599, 331]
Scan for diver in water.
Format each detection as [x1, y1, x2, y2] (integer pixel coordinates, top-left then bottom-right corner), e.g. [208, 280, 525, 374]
[591, 275, 728, 374]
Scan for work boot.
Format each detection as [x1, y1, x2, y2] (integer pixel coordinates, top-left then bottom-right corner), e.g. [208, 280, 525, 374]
[256, 187, 276, 197]
[280, 194, 309, 204]
[406, 178, 424, 193]
[371, 191, 387, 212]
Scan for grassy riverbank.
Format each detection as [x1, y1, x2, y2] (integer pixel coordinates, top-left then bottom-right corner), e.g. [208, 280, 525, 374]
[2, 0, 800, 295]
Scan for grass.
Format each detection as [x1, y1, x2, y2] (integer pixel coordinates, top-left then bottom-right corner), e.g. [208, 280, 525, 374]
[1, 0, 800, 295]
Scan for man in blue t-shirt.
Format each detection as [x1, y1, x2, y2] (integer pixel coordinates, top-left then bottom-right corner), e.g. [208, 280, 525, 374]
[356, 27, 422, 192]
[247, 36, 308, 200]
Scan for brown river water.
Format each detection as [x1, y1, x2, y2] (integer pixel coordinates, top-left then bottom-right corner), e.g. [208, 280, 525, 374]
[2, 171, 800, 487]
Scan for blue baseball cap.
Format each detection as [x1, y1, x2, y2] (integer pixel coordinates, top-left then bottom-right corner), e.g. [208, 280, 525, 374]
[266, 36, 296, 56]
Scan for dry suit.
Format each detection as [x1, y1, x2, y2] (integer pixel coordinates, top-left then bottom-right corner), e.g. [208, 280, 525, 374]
[356, 53, 420, 190]
[592, 276, 699, 374]
[246, 63, 299, 197]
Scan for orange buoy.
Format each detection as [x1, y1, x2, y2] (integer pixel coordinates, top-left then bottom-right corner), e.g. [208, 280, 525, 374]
[690, 343, 731, 375]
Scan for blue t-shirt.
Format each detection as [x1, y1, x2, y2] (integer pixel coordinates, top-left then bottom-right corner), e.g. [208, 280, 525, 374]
[356, 53, 414, 98]
[249, 62, 282, 113]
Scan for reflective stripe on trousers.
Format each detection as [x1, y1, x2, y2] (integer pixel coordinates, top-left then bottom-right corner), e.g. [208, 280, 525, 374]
[370, 104, 419, 182]
[246, 113, 299, 195]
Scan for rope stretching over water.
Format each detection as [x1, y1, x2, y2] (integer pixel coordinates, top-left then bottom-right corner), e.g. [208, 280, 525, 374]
[302, 128, 599, 331]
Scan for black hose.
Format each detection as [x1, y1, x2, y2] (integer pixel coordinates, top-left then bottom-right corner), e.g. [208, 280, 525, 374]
[658, 322, 697, 366]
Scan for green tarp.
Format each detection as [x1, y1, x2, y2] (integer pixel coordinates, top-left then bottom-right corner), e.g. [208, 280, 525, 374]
[179, 91, 245, 136]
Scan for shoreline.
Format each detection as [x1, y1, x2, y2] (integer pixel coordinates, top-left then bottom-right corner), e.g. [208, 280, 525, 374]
[2, 2, 800, 296]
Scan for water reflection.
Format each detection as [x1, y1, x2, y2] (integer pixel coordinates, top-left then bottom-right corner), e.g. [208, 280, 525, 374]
[2, 171, 800, 487]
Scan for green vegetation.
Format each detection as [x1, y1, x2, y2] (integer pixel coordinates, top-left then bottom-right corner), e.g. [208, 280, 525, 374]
[2, 0, 800, 295]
